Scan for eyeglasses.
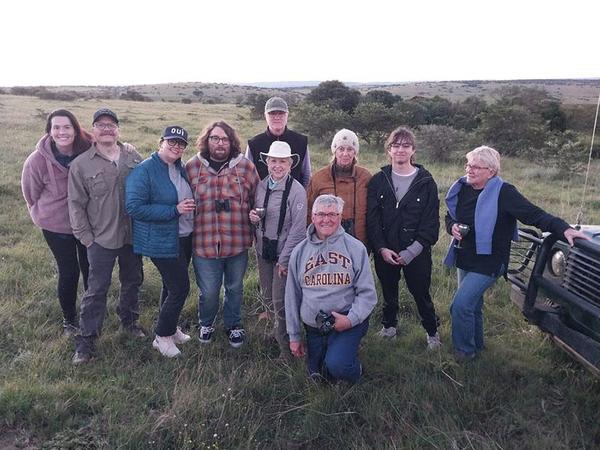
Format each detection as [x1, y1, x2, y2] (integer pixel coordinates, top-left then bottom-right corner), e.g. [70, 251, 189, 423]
[94, 122, 118, 130]
[313, 212, 340, 219]
[208, 136, 230, 144]
[166, 139, 187, 149]
[389, 142, 412, 150]
[464, 163, 489, 171]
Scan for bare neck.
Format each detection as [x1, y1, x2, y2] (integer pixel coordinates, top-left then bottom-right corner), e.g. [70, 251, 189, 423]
[96, 142, 120, 161]
[391, 161, 415, 175]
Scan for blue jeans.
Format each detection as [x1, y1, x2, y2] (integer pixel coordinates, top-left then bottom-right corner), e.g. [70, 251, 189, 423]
[305, 317, 369, 384]
[450, 268, 499, 355]
[192, 250, 248, 330]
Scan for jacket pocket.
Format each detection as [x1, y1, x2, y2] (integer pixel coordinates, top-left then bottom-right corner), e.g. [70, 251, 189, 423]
[87, 170, 108, 197]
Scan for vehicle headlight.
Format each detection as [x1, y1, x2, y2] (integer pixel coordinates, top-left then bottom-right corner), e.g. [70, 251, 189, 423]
[549, 250, 566, 278]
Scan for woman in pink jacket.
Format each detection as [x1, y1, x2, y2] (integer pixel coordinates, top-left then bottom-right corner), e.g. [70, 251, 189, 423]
[21, 109, 93, 336]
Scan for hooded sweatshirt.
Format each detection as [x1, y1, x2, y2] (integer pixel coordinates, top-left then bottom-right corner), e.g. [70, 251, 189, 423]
[285, 224, 377, 342]
[21, 135, 74, 234]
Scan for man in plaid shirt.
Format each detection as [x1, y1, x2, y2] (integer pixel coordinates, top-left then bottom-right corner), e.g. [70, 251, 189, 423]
[186, 121, 259, 348]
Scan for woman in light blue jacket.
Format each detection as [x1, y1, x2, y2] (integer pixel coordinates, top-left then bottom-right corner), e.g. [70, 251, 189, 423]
[126, 126, 195, 358]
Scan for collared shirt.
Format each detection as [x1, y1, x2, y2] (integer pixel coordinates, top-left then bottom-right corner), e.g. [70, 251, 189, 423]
[186, 153, 259, 258]
[68, 143, 142, 249]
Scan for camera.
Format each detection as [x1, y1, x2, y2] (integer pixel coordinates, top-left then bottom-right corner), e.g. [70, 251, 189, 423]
[341, 218, 356, 237]
[315, 310, 336, 335]
[215, 199, 231, 213]
[261, 237, 279, 263]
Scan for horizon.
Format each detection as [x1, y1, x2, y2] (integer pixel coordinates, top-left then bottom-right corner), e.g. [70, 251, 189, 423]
[3, 76, 599, 90]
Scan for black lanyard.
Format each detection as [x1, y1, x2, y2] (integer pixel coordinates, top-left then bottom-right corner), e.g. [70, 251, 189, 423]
[262, 176, 293, 238]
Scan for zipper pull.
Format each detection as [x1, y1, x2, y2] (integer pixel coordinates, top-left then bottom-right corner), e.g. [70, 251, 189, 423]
[396, 201, 399, 208]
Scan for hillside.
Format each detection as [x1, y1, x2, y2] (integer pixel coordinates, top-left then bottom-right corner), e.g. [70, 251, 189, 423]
[5, 78, 599, 105]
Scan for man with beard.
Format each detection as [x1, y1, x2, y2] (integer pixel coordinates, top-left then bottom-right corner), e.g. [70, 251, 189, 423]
[186, 121, 259, 348]
[246, 97, 311, 188]
[68, 108, 144, 364]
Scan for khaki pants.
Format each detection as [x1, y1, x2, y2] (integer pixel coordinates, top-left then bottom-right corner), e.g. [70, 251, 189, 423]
[256, 256, 290, 357]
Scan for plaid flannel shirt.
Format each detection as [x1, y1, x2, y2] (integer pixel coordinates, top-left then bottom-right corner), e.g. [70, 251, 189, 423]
[186, 153, 259, 258]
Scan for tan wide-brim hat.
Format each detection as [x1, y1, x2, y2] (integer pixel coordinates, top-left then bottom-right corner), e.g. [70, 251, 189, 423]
[259, 141, 300, 168]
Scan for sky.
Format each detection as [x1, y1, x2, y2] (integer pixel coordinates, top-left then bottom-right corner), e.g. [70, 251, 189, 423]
[1, 0, 598, 87]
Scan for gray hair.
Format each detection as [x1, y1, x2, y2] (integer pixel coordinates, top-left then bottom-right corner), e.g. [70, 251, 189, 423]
[466, 146, 501, 175]
[312, 194, 344, 214]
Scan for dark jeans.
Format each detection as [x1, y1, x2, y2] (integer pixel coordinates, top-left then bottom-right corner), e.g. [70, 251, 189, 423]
[42, 229, 89, 323]
[76, 243, 142, 352]
[152, 235, 192, 337]
[374, 249, 439, 336]
[305, 317, 369, 384]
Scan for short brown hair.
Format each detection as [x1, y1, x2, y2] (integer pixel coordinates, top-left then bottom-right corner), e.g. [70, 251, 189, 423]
[385, 126, 416, 150]
[385, 126, 416, 163]
[196, 121, 241, 160]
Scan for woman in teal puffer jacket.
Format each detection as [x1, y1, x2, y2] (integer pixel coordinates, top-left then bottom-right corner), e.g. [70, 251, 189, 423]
[126, 126, 195, 358]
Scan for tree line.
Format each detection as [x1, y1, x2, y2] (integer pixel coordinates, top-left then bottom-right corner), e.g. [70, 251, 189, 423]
[244, 81, 596, 174]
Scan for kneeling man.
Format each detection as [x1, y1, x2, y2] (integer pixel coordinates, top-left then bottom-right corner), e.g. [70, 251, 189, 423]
[285, 194, 377, 383]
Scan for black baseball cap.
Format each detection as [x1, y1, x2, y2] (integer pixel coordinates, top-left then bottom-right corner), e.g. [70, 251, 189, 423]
[93, 108, 119, 124]
[161, 126, 188, 143]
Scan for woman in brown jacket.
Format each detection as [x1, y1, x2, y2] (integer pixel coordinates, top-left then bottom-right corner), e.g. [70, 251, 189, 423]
[306, 129, 372, 247]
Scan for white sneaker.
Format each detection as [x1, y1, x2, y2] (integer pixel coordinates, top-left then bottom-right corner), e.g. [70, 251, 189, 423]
[172, 327, 191, 344]
[426, 332, 442, 350]
[152, 335, 181, 358]
[376, 326, 397, 338]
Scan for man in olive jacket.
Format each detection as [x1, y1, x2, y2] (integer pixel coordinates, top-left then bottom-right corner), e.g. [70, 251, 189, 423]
[366, 127, 441, 350]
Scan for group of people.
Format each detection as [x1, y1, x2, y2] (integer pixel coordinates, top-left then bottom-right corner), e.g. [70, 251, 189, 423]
[21, 96, 587, 383]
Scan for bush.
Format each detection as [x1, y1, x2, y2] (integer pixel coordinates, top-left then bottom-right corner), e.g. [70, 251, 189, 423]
[305, 80, 361, 113]
[417, 125, 472, 163]
[478, 102, 545, 156]
[351, 102, 396, 145]
[293, 103, 351, 141]
[533, 131, 588, 175]
[119, 90, 152, 102]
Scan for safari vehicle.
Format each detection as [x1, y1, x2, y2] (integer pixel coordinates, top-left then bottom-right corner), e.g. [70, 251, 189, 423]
[507, 226, 600, 375]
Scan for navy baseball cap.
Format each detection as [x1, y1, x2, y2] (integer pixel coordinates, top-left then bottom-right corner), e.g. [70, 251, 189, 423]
[93, 108, 119, 124]
[161, 126, 188, 143]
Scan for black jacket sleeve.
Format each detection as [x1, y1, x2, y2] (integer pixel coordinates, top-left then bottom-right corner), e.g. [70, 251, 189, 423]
[445, 212, 456, 235]
[366, 174, 387, 253]
[502, 184, 570, 235]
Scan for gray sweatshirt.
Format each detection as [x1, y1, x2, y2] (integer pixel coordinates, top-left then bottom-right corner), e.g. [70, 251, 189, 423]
[285, 224, 378, 341]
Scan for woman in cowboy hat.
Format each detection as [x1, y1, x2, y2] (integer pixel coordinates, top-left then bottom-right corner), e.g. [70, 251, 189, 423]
[249, 141, 307, 359]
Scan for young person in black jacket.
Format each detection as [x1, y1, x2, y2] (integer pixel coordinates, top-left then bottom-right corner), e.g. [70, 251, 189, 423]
[367, 127, 441, 349]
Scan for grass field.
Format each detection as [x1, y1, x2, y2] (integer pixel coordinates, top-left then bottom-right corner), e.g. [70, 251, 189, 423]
[0, 95, 599, 449]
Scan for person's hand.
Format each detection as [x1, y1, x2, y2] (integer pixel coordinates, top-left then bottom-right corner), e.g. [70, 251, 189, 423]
[289, 341, 305, 358]
[177, 198, 195, 215]
[564, 228, 590, 246]
[451, 223, 463, 240]
[380, 248, 401, 265]
[122, 142, 137, 153]
[277, 264, 288, 278]
[249, 209, 261, 225]
[331, 311, 352, 332]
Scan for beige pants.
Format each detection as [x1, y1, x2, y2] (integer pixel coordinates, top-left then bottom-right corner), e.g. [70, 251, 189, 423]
[256, 256, 290, 357]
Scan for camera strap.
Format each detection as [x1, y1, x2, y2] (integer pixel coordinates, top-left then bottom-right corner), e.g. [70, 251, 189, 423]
[262, 175, 293, 238]
[332, 164, 357, 223]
